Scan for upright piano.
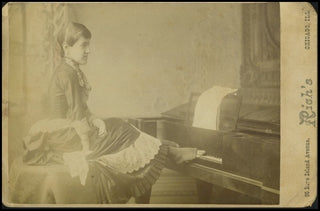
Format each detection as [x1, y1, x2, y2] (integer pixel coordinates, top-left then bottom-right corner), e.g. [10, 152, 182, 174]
[128, 87, 280, 204]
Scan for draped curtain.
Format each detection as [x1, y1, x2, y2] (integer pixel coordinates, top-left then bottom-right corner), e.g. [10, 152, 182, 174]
[7, 3, 75, 167]
[30, 3, 76, 119]
[41, 3, 72, 84]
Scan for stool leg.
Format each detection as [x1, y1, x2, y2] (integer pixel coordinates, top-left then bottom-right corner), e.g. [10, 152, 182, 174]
[135, 187, 152, 204]
[196, 180, 212, 204]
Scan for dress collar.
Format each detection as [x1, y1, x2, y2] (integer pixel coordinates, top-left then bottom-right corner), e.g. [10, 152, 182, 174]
[64, 57, 80, 70]
[63, 57, 92, 92]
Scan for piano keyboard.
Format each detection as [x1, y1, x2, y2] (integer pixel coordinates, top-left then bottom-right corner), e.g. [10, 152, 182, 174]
[199, 155, 223, 164]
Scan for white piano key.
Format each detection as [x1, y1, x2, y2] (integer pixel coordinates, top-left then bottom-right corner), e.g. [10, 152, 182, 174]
[199, 155, 223, 164]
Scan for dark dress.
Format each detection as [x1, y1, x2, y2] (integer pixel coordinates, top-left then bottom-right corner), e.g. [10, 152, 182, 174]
[22, 61, 175, 203]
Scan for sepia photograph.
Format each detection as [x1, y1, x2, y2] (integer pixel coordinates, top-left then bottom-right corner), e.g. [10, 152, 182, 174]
[2, 2, 317, 207]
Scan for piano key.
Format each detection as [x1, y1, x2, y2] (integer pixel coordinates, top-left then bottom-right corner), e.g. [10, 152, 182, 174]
[198, 155, 223, 164]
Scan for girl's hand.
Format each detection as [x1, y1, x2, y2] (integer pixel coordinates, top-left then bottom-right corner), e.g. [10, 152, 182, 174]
[92, 118, 107, 137]
[196, 150, 206, 158]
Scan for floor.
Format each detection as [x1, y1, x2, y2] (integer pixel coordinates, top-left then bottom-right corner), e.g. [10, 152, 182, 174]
[127, 168, 199, 204]
[127, 168, 262, 205]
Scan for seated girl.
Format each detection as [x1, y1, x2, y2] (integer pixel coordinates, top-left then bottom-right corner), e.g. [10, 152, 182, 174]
[22, 22, 205, 204]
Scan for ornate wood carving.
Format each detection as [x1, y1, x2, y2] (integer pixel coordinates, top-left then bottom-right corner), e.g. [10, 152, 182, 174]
[241, 3, 280, 88]
[238, 3, 281, 129]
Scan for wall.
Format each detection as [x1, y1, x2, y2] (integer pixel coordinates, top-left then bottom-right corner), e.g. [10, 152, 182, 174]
[71, 3, 242, 118]
[6, 3, 242, 166]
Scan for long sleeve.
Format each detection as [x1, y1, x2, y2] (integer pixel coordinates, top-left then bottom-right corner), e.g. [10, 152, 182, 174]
[52, 66, 92, 137]
[56, 68, 90, 121]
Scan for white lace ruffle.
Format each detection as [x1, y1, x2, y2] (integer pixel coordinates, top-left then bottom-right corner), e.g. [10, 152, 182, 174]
[96, 132, 162, 174]
[26, 119, 162, 185]
[62, 151, 89, 186]
[25, 118, 92, 186]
